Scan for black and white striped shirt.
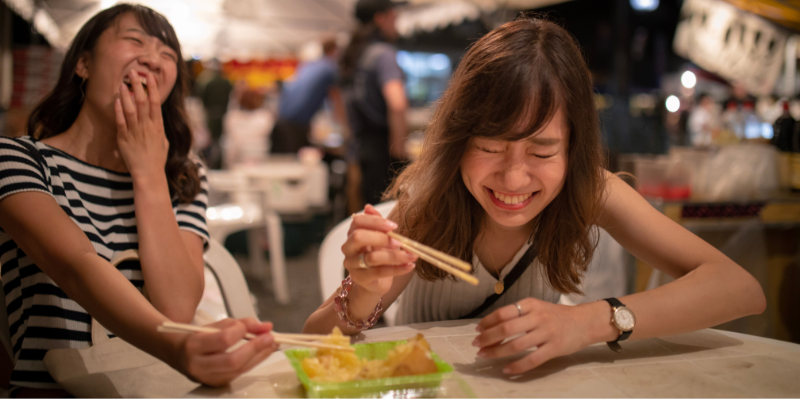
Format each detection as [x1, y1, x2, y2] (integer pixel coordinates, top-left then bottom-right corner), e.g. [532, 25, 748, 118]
[0, 136, 209, 389]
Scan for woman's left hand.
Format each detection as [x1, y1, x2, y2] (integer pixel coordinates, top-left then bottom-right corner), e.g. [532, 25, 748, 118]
[115, 69, 169, 180]
[472, 298, 594, 374]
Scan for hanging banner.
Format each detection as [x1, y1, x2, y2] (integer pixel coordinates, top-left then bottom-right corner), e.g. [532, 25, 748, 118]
[674, 0, 788, 96]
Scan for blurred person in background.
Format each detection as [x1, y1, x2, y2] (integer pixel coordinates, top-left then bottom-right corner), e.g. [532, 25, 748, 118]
[688, 93, 719, 147]
[197, 59, 233, 169]
[340, 0, 409, 207]
[222, 88, 273, 167]
[272, 38, 347, 154]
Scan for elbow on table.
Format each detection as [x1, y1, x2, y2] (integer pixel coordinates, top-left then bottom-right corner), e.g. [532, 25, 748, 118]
[742, 272, 767, 316]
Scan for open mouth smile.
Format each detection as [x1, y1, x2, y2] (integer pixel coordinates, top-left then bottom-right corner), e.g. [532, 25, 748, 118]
[122, 74, 149, 95]
[486, 187, 537, 210]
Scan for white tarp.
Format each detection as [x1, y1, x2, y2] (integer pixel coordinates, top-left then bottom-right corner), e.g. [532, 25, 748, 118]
[4, 0, 571, 60]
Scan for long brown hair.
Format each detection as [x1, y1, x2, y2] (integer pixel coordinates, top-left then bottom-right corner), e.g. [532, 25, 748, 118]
[27, 4, 200, 204]
[387, 17, 606, 294]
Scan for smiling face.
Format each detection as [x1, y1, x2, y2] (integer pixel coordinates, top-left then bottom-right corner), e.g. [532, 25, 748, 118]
[78, 13, 178, 117]
[460, 107, 569, 231]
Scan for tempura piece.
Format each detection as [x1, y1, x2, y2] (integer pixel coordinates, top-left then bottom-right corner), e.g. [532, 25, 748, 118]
[300, 331, 439, 383]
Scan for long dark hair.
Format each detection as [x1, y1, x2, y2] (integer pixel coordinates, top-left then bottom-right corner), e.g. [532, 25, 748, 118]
[387, 17, 606, 294]
[339, 21, 377, 86]
[27, 3, 200, 203]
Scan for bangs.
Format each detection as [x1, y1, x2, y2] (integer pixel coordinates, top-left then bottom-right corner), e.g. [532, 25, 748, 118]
[498, 78, 563, 142]
[129, 6, 183, 58]
[455, 32, 566, 143]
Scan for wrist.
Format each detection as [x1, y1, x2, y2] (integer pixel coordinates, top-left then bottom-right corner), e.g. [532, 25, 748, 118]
[132, 171, 169, 195]
[580, 300, 621, 346]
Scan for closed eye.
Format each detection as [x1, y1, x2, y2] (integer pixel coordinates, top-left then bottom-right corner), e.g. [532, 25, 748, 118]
[127, 37, 143, 44]
[477, 146, 502, 154]
[533, 153, 557, 159]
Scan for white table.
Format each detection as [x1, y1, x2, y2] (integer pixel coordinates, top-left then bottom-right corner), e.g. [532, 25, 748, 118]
[187, 319, 800, 398]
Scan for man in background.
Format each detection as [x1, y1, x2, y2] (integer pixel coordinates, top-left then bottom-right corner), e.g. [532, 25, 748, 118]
[197, 59, 233, 169]
[272, 38, 347, 153]
[340, 0, 409, 207]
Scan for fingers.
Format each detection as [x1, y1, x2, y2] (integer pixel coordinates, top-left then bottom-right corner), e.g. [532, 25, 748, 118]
[184, 319, 247, 355]
[342, 229, 397, 256]
[188, 333, 277, 386]
[503, 344, 556, 375]
[145, 71, 163, 124]
[350, 262, 415, 279]
[348, 213, 398, 236]
[240, 318, 273, 335]
[477, 327, 547, 359]
[473, 314, 536, 349]
[119, 83, 139, 134]
[362, 248, 417, 268]
[477, 303, 527, 333]
[129, 70, 150, 121]
[114, 99, 127, 137]
[364, 204, 381, 216]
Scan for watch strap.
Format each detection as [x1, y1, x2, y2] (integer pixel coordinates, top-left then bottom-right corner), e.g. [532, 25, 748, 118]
[603, 297, 632, 352]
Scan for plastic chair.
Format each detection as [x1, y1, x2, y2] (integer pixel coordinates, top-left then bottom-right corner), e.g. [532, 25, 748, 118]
[202, 239, 258, 319]
[318, 201, 400, 326]
[206, 169, 290, 305]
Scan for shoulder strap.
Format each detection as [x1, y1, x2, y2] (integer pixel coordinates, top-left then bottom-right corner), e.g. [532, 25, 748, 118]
[459, 243, 539, 320]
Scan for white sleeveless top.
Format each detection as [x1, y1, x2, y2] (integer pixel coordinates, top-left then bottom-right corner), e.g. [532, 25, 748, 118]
[395, 241, 561, 325]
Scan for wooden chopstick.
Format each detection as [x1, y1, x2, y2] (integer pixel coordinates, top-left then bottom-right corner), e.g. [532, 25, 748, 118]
[158, 322, 354, 352]
[387, 232, 473, 272]
[386, 233, 479, 286]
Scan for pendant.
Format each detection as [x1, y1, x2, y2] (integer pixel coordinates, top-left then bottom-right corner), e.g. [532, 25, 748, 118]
[494, 281, 504, 295]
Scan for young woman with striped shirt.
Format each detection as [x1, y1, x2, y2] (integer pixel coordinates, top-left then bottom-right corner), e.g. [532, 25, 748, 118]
[0, 5, 277, 395]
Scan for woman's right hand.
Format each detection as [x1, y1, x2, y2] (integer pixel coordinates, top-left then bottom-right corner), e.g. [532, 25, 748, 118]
[177, 318, 278, 387]
[342, 204, 417, 298]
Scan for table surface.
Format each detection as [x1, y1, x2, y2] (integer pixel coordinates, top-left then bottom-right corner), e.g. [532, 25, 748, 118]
[187, 320, 800, 398]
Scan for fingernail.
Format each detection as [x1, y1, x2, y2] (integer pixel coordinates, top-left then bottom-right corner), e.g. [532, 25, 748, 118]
[502, 367, 512, 374]
[390, 238, 401, 247]
[477, 350, 486, 358]
[386, 220, 398, 229]
[475, 326, 483, 332]
[471, 338, 479, 347]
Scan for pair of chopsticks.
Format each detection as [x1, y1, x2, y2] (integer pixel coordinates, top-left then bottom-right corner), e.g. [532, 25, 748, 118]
[157, 321, 354, 352]
[387, 231, 479, 286]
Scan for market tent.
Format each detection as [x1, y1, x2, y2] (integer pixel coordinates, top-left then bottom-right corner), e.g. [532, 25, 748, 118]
[3, 0, 571, 60]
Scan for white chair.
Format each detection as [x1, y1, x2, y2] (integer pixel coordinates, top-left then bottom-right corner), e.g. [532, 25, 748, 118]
[202, 238, 258, 320]
[206, 169, 291, 305]
[319, 201, 400, 326]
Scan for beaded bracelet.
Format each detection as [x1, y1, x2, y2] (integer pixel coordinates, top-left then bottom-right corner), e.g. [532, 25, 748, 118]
[333, 276, 383, 330]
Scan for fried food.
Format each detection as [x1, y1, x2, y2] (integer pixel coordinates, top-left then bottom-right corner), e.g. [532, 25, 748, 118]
[301, 329, 439, 382]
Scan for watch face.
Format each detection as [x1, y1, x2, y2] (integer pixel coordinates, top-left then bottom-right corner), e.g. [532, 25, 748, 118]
[614, 307, 636, 331]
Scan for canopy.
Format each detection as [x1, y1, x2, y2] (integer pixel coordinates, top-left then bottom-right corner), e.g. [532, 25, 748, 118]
[3, 0, 571, 60]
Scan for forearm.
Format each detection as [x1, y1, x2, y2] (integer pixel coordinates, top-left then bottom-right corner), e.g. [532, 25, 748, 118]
[387, 108, 408, 159]
[60, 251, 184, 370]
[581, 260, 766, 345]
[133, 173, 204, 322]
[303, 285, 382, 335]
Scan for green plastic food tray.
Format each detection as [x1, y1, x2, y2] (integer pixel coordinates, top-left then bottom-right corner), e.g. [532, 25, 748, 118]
[285, 339, 455, 398]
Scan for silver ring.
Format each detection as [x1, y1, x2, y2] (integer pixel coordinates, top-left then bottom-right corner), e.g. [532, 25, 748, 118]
[358, 253, 369, 269]
[514, 302, 524, 318]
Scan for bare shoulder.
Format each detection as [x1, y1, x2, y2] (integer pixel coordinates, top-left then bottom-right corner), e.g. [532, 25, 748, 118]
[597, 170, 654, 228]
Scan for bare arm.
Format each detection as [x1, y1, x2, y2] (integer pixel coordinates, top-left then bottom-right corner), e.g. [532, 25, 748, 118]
[474, 172, 765, 374]
[133, 173, 204, 323]
[382, 80, 409, 160]
[591, 172, 766, 340]
[0, 191, 276, 386]
[117, 70, 204, 323]
[328, 86, 351, 140]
